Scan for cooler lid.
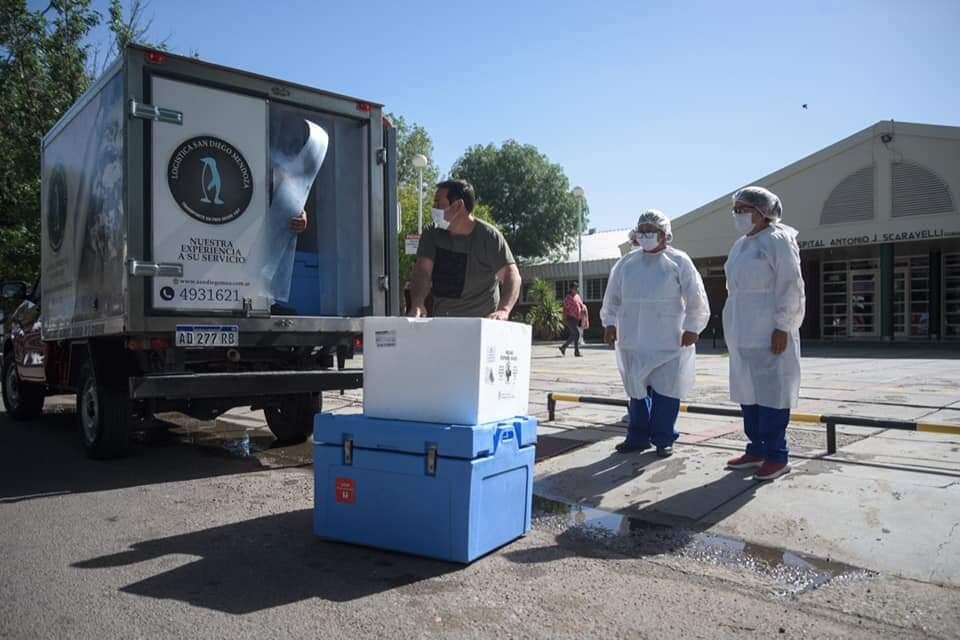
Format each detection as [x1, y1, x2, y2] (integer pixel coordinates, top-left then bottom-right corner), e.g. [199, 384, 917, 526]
[313, 414, 537, 459]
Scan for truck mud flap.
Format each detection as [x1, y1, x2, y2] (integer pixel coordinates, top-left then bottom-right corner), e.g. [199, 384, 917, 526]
[130, 370, 362, 400]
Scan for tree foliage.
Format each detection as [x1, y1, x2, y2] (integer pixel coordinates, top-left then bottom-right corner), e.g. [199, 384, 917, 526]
[451, 140, 587, 263]
[387, 112, 439, 190]
[0, 0, 99, 282]
[0, 0, 166, 283]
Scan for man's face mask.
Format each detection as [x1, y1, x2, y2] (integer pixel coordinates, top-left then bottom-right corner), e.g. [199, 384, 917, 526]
[431, 198, 461, 230]
[431, 206, 449, 230]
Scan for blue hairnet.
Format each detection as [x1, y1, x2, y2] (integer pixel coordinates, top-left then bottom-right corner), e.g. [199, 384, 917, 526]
[732, 186, 782, 220]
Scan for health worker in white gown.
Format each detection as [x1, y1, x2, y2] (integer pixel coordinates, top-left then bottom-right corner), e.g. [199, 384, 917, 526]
[722, 186, 805, 482]
[600, 209, 710, 458]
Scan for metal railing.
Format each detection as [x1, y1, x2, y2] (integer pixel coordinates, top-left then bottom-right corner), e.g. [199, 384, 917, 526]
[546, 392, 960, 454]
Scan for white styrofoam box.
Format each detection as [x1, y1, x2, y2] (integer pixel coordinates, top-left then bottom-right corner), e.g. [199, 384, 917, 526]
[362, 317, 532, 425]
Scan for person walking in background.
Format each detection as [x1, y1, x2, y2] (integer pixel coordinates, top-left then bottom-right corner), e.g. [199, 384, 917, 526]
[560, 283, 586, 357]
[722, 186, 805, 481]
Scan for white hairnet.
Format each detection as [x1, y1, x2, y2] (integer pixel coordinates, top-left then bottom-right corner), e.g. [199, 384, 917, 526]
[631, 209, 672, 244]
[732, 186, 782, 220]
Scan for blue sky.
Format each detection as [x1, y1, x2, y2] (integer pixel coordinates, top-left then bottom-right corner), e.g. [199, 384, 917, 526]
[66, 0, 960, 230]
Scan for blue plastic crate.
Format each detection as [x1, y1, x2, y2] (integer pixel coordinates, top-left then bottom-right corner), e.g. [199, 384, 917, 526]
[313, 414, 537, 563]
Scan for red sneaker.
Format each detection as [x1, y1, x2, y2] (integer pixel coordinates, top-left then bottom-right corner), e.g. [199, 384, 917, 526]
[754, 461, 791, 481]
[726, 454, 764, 469]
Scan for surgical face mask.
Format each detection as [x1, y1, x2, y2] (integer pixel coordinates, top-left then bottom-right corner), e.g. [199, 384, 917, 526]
[732, 212, 754, 233]
[635, 232, 660, 252]
[432, 207, 450, 230]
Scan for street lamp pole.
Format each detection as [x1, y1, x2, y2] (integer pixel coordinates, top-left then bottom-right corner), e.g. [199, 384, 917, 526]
[412, 154, 428, 235]
[573, 186, 585, 295]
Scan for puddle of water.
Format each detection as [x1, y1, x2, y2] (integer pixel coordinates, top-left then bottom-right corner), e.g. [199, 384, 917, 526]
[170, 424, 313, 467]
[532, 495, 874, 596]
[175, 429, 277, 459]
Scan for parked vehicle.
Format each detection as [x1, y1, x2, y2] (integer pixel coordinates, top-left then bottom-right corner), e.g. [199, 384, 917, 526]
[0, 46, 399, 458]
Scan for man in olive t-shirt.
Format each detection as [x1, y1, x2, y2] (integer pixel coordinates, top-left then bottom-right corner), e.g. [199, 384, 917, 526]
[409, 179, 521, 319]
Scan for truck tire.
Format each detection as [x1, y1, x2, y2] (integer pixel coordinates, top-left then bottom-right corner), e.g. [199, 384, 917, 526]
[1, 356, 45, 420]
[77, 366, 129, 459]
[265, 394, 321, 445]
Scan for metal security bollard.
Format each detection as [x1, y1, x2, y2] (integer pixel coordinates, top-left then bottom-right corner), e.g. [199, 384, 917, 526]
[546, 392, 960, 455]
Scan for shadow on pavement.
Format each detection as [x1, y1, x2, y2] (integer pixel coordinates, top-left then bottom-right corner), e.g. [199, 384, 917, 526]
[72, 509, 460, 612]
[0, 410, 278, 503]
[536, 449, 760, 524]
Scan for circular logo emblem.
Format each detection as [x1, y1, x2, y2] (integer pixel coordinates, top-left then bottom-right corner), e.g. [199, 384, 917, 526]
[160, 286, 175, 301]
[167, 136, 253, 224]
[47, 164, 68, 252]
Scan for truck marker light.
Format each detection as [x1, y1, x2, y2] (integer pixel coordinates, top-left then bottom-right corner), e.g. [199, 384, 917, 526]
[146, 51, 167, 65]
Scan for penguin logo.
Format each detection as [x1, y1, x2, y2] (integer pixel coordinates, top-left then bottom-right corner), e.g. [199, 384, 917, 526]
[167, 136, 252, 224]
[199, 157, 224, 205]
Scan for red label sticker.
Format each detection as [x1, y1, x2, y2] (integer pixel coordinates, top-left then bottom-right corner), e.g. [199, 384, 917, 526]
[335, 477, 355, 504]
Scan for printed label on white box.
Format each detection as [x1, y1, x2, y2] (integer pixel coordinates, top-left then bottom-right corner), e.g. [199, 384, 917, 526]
[375, 330, 397, 348]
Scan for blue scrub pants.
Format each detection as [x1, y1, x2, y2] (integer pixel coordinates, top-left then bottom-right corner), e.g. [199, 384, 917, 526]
[741, 404, 790, 463]
[625, 386, 680, 448]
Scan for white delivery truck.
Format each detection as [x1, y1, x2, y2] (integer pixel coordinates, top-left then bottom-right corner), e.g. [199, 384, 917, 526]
[1, 45, 399, 457]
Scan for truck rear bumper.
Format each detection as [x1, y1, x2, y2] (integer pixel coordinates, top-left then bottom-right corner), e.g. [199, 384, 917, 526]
[130, 369, 363, 400]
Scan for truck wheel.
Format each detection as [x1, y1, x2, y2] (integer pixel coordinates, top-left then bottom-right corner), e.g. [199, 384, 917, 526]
[2, 356, 45, 420]
[265, 394, 321, 445]
[77, 367, 129, 459]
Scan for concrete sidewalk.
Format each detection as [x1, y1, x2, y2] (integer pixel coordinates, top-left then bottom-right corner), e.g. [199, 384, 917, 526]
[218, 344, 960, 587]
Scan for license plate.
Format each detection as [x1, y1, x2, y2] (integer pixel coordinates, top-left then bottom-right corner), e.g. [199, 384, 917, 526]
[175, 325, 239, 348]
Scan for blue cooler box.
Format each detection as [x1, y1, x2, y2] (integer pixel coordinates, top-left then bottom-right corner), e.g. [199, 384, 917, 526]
[313, 414, 537, 563]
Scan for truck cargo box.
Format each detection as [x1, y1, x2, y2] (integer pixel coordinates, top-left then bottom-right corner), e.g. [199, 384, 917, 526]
[41, 45, 399, 345]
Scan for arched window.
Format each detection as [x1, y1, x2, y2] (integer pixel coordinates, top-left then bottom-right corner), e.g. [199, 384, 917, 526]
[820, 166, 875, 225]
[892, 162, 955, 217]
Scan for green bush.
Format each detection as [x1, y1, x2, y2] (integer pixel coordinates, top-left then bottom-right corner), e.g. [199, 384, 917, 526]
[522, 278, 565, 340]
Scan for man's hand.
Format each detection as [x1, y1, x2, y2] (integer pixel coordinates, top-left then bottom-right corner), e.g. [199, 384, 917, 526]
[771, 329, 788, 354]
[408, 305, 427, 318]
[488, 309, 510, 321]
[681, 331, 699, 347]
[604, 326, 617, 346]
[289, 210, 307, 233]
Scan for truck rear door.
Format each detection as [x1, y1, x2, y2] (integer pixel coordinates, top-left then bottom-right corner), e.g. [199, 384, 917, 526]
[150, 77, 269, 314]
[146, 73, 375, 319]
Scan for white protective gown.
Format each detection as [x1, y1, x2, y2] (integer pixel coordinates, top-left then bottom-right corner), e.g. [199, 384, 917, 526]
[722, 224, 805, 409]
[600, 246, 710, 401]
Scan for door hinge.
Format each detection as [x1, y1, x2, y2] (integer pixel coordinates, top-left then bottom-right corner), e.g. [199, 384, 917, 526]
[378, 274, 390, 291]
[127, 259, 183, 278]
[376, 148, 387, 165]
[129, 100, 183, 125]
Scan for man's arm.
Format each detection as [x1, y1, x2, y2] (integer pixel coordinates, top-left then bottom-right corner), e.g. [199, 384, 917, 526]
[409, 257, 434, 317]
[490, 263, 521, 320]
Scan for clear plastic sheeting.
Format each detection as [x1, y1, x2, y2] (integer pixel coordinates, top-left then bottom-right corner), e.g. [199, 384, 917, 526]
[261, 119, 329, 303]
